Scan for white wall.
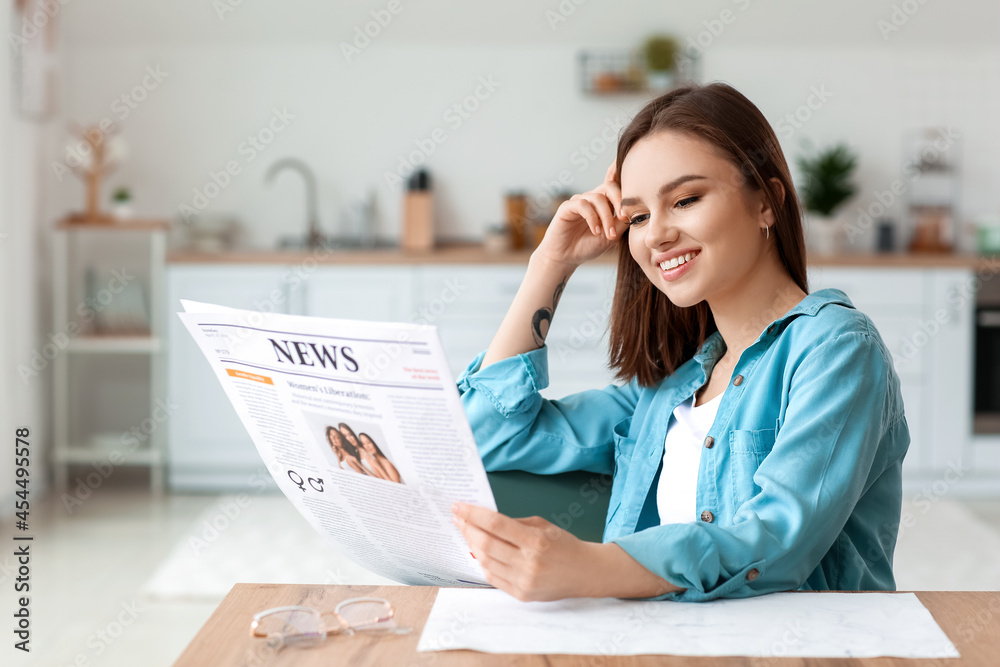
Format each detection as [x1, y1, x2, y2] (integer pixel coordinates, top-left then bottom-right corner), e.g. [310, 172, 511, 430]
[1, 6, 46, 515]
[44, 0, 1000, 252]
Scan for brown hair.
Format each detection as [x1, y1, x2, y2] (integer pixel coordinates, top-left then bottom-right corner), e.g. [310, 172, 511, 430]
[328, 424, 361, 459]
[609, 82, 808, 387]
[358, 432, 386, 458]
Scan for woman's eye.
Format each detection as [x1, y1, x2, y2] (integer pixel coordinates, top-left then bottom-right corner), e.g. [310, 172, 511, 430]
[628, 196, 699, 224]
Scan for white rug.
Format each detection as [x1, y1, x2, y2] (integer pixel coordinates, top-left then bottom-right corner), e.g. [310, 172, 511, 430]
[141, 494, 396, 601]
[141, 494, 1000, 602]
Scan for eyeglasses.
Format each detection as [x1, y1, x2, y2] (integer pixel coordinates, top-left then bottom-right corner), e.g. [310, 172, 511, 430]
[249, 597, 411, 650]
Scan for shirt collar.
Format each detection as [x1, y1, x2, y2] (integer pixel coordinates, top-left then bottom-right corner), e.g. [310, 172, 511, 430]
[692, 287, 855, 369]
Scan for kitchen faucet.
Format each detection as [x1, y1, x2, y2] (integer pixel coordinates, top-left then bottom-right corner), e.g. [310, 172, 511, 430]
[265, 157, 323, 249]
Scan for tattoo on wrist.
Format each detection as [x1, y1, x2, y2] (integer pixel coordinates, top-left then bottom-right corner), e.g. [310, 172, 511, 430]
[531, 308, 552, 347]
[530, 275, 569, 347]
[553, 274, 567, 310]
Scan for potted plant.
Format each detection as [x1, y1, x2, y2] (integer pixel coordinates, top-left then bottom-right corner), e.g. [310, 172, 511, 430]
[796, 142, 858, 255]
[643, 35, 679, 92]
[110, 186, 133, 221]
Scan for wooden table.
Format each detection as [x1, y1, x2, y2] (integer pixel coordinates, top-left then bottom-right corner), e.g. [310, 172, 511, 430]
[173, 584, 1000, 666]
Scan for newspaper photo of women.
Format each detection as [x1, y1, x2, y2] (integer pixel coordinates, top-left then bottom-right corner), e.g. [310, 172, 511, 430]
[324, 422, 404, 484]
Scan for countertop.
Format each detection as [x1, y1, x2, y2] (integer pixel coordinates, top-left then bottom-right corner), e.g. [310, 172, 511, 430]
[166, 243, 1000, 269]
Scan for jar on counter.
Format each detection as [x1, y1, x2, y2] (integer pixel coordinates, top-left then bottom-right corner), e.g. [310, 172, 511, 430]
[505, 192, 528, 250]
[483, 222, 510, 254]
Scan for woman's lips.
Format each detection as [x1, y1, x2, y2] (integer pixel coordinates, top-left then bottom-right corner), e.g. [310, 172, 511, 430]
[658, 250, 699, 281]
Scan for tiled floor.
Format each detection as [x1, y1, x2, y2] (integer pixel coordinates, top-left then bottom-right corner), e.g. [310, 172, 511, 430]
[5, 482, 1000, 667]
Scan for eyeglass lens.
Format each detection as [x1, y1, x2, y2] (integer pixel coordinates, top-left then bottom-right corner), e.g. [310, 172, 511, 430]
[256, 608, 325, 647]
[336, 599, 395, 631]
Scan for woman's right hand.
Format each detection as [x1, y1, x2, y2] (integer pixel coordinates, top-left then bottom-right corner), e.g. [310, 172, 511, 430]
[533, 161, 630, 268]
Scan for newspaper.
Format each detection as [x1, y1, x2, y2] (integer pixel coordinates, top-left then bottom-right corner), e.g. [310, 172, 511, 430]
[177, 300, 496, 587]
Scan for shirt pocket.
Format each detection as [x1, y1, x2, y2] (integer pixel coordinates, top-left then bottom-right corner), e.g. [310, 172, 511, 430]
[729, 428, 777, 508]
[606, 417, 636, 526]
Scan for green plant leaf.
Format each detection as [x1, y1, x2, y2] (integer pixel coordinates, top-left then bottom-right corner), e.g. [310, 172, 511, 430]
[796, 143, 858, 216]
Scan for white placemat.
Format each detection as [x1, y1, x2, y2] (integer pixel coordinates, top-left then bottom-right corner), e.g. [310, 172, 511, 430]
[418, 589, 960, 658]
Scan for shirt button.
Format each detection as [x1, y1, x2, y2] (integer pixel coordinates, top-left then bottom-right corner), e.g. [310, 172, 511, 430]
[700, 510, 714, 523]
[703, 435, 714, 449]
[732, 374, 743, 386]
[746, 568, 760, 581]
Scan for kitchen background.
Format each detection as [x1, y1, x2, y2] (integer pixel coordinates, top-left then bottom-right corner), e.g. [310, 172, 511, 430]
[1, 1, 1000, 664]
[52, 1, 1000, 248]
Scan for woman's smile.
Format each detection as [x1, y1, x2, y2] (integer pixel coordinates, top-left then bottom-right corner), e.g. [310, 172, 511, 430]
[658, 249, 701, 280]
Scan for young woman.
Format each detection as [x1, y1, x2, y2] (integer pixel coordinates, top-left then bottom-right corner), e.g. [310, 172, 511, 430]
[359, 432, 403, 484]
[451, 82, 909, 603]
[325, 426, 370, 476]
[339, 422, 393, 482]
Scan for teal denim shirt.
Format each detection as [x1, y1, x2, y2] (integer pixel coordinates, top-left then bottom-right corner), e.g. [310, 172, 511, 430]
[455, 288, 909, 602]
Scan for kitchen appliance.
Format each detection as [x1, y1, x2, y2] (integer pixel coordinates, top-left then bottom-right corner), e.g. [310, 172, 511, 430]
[974, 276, 1000, 433]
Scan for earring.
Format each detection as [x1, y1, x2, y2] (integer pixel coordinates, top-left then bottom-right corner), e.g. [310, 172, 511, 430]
[763, 225, 770, 240]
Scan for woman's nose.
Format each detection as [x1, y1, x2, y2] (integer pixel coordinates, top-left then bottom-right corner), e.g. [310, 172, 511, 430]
[643, 215, 678, 249]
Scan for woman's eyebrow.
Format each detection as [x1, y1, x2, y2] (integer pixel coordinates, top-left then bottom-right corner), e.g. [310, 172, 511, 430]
[620, 174, 707, 207]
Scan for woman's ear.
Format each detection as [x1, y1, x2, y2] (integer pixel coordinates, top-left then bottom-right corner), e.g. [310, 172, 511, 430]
[769, 177, 786, 207]
[759, 177, 785, 227]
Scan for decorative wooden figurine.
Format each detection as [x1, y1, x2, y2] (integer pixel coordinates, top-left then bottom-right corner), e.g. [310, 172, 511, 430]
[64, 121, 122, 225]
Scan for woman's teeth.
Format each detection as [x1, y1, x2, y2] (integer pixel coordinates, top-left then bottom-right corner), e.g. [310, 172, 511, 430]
[659, 251, 698, 271]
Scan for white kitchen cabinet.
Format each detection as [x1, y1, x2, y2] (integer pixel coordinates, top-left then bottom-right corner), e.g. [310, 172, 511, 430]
[808, 267, 929, 476]
[925, 270, 976, 472]
[412, 265, 523, 379]
[413, 263, 619, 397]
[167, 262, 980, 491]
[167, 266, 293, 489]
[808, 266, 979, 483]
[302, 266, 414, 322]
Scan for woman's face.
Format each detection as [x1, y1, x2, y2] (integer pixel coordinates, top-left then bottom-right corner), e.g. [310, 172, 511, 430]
[620, 130, 774, 308]
[339, 426, 359, 448]
[359, 434, 377, 454]
[327, 430, 344, 457]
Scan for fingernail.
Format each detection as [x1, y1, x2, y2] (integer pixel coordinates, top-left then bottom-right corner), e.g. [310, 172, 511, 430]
[609, 227, 616, 239]
[451, 502, 461, 514]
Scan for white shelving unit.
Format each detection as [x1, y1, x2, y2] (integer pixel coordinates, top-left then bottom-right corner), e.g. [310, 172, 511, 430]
[52, 219, 168, 495]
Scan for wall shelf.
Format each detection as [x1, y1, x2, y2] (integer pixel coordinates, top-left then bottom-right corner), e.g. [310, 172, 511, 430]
[577, 48, 700, 96]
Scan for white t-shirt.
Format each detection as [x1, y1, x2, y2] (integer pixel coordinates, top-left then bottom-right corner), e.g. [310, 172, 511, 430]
[656, 390, 723, 525]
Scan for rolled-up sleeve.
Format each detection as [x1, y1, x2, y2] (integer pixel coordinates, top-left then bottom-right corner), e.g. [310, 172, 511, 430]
[611, 330, 907, 602]
[457, 346, 641, 476]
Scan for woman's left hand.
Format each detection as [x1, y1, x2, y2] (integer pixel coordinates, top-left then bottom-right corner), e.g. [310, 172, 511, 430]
[451, 502, 605, 602]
